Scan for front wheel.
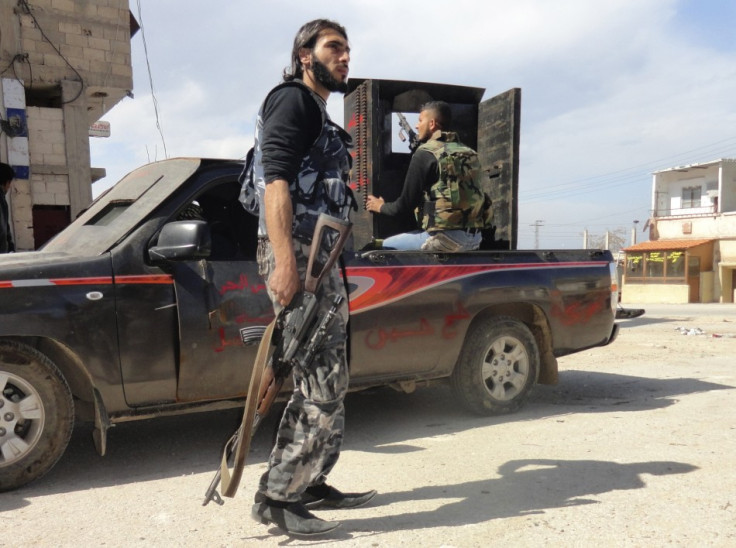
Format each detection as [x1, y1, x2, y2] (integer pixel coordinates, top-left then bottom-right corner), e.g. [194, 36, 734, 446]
[0, 341, 74, 491]
[451, 316, 539, 416]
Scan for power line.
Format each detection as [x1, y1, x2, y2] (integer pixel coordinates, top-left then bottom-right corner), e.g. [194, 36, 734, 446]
[136, 0, 168, 159]
[523, 135, 736, 203]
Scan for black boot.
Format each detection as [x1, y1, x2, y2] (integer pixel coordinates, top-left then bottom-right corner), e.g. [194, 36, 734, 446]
[302, 483, 377, 509]
[251, 495, 340, 536]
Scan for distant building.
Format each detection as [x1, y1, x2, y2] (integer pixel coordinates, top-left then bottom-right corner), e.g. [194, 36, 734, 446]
[0, 0, 136, 250]
[622, 158, 736, 303]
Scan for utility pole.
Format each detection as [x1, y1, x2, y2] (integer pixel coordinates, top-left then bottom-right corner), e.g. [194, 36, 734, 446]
[631, 220, 639, 246]
[583, 229, 589, 249]
[531, 220, 544, 249]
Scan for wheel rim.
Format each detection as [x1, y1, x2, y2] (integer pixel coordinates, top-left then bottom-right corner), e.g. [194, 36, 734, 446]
[480, 335, 530, 402]
[0, 371, 46, 466]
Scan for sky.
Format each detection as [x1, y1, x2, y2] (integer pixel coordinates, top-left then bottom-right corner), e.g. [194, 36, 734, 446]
[89, 0, 736, 250]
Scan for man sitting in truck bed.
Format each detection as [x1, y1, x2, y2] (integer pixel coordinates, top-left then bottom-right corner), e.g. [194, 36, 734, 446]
[365, 101, 491, 252]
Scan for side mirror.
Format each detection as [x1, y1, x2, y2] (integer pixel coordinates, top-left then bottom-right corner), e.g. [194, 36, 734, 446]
[149, 220, 211, 262]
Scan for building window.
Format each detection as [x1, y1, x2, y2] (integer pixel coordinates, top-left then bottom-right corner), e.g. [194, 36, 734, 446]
[682, 186, 701, 209]
[626, 250, 688, 283]
[668, 251, 686, 277]
[646, 252, 665, 278]
[626, 253, 643, 277]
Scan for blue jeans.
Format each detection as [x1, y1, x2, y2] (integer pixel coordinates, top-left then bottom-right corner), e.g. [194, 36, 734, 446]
[382, 230, 429, 250]
[383, 229, 481, 251]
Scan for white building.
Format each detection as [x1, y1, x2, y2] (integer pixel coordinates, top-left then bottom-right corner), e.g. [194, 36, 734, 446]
[622, 158, 736, 303]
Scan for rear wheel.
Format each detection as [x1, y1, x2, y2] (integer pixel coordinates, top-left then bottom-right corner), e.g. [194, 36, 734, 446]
[0, 341, 74, 491]
[451, 316, 539, 415]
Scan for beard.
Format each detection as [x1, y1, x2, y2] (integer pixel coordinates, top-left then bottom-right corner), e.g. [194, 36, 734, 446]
[311, 55, 348, 94]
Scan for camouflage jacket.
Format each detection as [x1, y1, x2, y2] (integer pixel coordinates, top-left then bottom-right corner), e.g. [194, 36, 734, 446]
[419, 131, 491, 232]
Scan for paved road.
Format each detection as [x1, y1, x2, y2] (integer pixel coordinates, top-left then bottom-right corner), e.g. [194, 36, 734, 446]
[3, 305, 735, 547]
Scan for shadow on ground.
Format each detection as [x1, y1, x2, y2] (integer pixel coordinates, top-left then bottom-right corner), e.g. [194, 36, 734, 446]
[310, 458, 698, 541]
[1, 369, 727, 504]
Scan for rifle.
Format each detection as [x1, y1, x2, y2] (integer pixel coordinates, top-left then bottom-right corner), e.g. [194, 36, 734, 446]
[396, 112, 420, 153]
[203, 214, 352, 506]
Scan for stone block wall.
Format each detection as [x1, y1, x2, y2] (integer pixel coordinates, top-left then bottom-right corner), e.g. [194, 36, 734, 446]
[1, 0, 134, 250]
[18, 0, 133, 100]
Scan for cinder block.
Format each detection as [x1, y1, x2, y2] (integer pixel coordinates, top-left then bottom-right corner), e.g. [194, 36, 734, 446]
[51, 0, 76, 13]
[30, 142, 54, 156]
[44, 154, 67, 166]
[98, 6, 122, 20]
[33, 192, 55, 205]
[43, 54, 68, 68]
[89, 60, 110, 74]
[47, 182, 68, 194]
[104, 27, 129, 41]
[58, 21, 82, 35]
[111, 63, 132, 77]
[45, 109, 64, 120]
[84, 47, 107, 62]
[54, 193, 71, 206]
[31, 182, 47, 195]
[21, 38, 37, 52]
[65, 33, 89, 48]
[80, 4, 98, 17]
[27, 52, 44, 66]
[106, 51, 129, 65]
[19, 15, 40, 30]
[60, 44, 84, 59]
[37, 41, 59, 56]
[88, 37, 111, 51]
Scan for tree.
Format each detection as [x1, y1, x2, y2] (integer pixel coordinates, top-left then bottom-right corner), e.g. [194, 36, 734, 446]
[587, 228, 627, 252]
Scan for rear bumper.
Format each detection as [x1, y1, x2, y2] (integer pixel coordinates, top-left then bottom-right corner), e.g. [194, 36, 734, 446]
[605, 323, 620, 346]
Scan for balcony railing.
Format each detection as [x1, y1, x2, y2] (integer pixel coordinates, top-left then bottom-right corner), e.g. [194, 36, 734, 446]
[653, 205, 718, 219]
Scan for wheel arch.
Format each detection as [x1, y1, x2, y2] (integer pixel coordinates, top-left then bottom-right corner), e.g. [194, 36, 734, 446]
[4, 336, 98, 419]
[465, 302, 558, 386]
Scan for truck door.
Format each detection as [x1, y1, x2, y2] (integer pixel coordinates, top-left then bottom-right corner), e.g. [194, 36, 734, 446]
[477, 88, 521, 250]
[169, 178, 274, 402]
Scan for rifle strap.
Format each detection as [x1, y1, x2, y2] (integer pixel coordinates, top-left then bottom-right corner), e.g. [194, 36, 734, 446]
[220, 317, 276, 498]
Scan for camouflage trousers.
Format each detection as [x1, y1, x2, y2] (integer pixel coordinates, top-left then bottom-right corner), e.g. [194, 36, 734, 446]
[256, 238, 350, 502]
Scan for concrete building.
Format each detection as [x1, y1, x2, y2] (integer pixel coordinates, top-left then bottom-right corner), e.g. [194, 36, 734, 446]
[0, 0, 136, 250]
[622, 158, 736, 304]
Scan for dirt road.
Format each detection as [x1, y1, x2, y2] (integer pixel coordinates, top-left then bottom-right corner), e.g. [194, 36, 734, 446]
[3, 304, 735, 547]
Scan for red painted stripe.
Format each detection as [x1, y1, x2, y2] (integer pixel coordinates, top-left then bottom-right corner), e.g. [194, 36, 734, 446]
[0, 274, 175, 288]
[52, 277, 114, 286]
[346, 261, 605, 313]
[116, 275, 174, 285]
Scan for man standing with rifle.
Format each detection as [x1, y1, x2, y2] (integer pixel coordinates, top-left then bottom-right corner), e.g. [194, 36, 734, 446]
[248, 19, 375, 536]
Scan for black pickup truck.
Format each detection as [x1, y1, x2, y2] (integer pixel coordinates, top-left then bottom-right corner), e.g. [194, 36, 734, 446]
[0, 80, 618, 491]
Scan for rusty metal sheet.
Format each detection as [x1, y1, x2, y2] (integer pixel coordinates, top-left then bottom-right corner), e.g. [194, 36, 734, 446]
[478, 88, 521, 250]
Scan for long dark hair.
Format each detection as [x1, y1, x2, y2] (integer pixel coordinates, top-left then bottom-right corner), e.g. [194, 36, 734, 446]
[283, 19, 348, 82]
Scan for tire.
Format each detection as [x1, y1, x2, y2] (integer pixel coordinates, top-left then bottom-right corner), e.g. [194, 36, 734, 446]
[0, 341, 74, 492]
[451, 316, 539, 416]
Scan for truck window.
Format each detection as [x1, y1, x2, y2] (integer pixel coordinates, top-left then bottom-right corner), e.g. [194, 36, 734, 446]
[177, 180, 258, 261]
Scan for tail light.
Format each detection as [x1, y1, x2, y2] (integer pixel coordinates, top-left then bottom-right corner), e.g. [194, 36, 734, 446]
[609, 261, 619, 313]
